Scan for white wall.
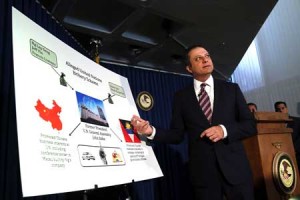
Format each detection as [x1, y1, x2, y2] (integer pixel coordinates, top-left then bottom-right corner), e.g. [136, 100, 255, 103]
[232, 0, 300, 117]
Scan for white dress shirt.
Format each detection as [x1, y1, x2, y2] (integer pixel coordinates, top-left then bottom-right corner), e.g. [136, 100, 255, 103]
[193, 75, 227, 138]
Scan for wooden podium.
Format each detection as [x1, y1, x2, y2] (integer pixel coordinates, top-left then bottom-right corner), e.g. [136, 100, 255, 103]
[243, 112, 300, 200]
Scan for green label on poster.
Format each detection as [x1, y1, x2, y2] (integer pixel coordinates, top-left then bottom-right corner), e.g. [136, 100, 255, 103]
[30, 39, 57, 68]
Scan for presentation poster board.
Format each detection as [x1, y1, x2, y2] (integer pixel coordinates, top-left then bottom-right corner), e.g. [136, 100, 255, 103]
[12, 7, 163, 197]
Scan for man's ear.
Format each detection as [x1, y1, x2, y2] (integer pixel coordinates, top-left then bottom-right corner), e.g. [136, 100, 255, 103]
[186, 65, 192, 73]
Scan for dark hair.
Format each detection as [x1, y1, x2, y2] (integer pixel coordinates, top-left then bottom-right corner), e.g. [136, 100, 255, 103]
[247, 102, 257, 109]
[274, 101, 287, 111]
[185, 44, 207, 66]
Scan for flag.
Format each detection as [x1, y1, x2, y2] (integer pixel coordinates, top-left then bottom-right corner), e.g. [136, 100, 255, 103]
[119, 119, 141, 143]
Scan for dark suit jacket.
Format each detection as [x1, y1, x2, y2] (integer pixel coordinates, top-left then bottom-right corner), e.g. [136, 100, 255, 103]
[154, 78, 257, 186]
[288, 116, 300, 162]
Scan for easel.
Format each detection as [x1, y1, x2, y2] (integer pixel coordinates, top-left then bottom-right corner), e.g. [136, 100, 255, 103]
[83, 38, 133, 200]
[82, 181, 133, 200]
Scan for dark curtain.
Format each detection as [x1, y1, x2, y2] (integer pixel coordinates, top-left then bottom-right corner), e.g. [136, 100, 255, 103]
[0, 0, 193, 199]
[102, 63, 194, 200]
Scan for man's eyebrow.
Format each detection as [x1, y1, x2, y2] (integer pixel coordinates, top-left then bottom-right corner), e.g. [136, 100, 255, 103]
[195, 53, 209, 57]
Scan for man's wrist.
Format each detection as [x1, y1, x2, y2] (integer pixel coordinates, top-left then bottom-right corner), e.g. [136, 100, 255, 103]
[147, 126, 156, 140]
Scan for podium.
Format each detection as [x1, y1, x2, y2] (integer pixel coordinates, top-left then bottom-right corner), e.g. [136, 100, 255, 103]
[243, 112, 300, 199]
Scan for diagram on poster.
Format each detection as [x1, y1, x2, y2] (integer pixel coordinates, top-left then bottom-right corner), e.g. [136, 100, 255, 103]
[12, 7, 162, 197]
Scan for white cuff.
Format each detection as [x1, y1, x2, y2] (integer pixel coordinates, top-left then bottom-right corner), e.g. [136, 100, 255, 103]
[146, 126, 156, 140]
[219, 124, 227, 138]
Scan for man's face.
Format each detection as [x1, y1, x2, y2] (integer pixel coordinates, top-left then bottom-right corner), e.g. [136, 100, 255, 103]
[186, 47, 214, 79]
[275, 103, 288, 114]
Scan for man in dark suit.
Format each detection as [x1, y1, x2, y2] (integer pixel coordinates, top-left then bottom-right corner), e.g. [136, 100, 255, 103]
[274, 101, 300, 172]
[131, 45, 257, 200]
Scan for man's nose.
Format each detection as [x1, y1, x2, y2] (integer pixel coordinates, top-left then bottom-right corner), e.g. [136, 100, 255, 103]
[202, 58, 208, 63]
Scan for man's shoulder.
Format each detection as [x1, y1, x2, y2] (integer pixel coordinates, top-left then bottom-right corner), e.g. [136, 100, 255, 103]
[176, 84, 193, 92]
[289, 116, 300, 132]
[214, 78, 239, 88]
[290, 116, 300, 122]
[174, 84, 193, 97]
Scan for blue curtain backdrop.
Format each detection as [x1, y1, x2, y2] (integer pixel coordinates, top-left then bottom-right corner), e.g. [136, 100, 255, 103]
[0, 0, 193, 199]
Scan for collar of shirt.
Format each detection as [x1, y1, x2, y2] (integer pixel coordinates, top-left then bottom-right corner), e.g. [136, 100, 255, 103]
[193, 75, 214, 110]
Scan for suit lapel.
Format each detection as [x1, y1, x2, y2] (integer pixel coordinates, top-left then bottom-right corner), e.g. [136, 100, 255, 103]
[186, 85, 199, 108]
[212, 79, 222, 123]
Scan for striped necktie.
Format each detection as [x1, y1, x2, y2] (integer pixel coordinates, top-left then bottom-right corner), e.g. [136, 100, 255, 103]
[199, 83, 212, 123]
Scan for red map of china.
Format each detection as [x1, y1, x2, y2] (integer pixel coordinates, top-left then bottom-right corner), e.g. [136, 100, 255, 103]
[35, 99, 62, 130]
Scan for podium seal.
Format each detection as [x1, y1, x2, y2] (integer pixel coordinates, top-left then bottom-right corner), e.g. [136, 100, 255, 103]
[272, 151, 297, 194]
